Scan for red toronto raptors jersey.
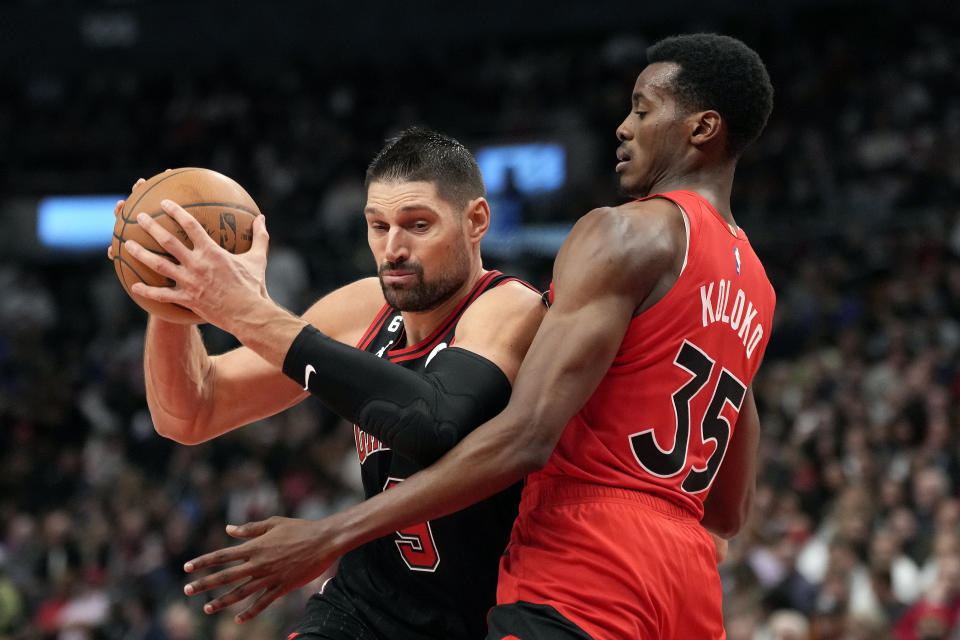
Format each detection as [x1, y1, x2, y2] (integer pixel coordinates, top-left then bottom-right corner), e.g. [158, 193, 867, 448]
[534, 190, 776, 519]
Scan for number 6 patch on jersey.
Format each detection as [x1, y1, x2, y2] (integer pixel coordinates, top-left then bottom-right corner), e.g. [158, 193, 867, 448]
[384, 477, 441, 572]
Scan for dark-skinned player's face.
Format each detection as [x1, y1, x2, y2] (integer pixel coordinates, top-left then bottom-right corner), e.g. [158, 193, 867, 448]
[364, 180, 472, 312]
[615, 62, 691, 197]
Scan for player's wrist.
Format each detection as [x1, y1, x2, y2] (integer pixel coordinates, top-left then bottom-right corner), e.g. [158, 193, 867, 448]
[227, 299, 307, 370]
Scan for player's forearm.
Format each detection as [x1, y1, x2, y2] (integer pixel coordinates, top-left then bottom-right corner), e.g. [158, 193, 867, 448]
[144, 318, 215, 443]
[221, 295, 308, 371]
[280, 326, 512, 465]
[326, 405, 539, 553]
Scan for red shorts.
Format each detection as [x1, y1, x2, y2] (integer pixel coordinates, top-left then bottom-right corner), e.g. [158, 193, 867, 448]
[493, 478, 725, 640]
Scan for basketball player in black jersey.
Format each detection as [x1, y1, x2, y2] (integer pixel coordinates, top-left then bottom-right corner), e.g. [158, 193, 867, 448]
[118, 127, 545, 638]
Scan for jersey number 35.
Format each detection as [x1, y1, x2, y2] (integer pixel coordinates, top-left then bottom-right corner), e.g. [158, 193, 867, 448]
[629, 340, 747, 494]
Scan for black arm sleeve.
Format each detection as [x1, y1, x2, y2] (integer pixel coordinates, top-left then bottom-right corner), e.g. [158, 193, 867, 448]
[281, 325, 511, 466]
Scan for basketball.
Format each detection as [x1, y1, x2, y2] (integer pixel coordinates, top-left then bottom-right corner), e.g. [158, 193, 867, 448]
[111, 167, 261, 324]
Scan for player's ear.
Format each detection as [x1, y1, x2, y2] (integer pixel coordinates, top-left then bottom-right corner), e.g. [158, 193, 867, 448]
[463, 197, 490, 241]
[689, 110, 723, 147]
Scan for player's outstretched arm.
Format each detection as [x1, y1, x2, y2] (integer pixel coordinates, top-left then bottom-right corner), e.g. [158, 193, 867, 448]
[180, 201, 686, 622]
[700, 385, 760, 538]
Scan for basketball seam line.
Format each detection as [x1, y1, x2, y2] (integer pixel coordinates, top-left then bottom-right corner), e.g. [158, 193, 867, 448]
[122, 202, 259, 224]
[118, 168, 196, 239]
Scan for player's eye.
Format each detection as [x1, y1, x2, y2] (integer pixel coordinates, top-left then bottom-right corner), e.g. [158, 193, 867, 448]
[635, 111, 647, 119]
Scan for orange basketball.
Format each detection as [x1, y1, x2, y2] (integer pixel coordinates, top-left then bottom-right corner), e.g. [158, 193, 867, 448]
[111, 167, 261, 324]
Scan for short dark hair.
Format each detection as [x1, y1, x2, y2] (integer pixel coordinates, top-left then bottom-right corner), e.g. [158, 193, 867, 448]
[647, 34, 774, 157]
[365, 126, 486, 210]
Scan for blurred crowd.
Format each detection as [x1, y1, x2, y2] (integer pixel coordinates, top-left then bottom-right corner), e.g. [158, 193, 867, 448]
[2, 3, 960, 639]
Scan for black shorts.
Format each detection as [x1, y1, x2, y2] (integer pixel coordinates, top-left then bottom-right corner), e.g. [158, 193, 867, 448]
[486, 601, 593, 640]
[288, 580, 379, 640]
[290, 576, 476, 640]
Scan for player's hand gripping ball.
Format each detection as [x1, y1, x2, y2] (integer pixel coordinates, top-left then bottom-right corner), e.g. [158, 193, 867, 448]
[111, 168, 261, 324]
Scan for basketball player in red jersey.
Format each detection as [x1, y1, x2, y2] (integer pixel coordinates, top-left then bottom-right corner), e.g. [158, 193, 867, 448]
[176, 34, 774, 639]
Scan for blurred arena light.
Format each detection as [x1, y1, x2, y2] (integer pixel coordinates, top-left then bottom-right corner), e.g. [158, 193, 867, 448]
[476, 143, 566, 195]
[37, 195, 123, 251]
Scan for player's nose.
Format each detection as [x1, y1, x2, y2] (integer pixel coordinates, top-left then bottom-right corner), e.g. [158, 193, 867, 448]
[616, 116, 632, 142]
[383, 228, 410, 263]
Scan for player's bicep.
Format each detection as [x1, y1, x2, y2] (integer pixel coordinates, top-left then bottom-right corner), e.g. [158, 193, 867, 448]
[503, 210, 665, 460]
[451, 282, 546, 384]
[512, 288, 635, 437]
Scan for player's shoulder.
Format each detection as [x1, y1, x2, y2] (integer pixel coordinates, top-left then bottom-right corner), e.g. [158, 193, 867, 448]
[458, 273, 546, 335]
[300, 277, 386, 344]
[471, 274, 544, 315]
[348, 276, 386, 298]
[562, 200, 685, 272]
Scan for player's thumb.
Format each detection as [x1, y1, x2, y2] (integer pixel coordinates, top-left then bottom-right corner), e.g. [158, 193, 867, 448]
[251, 214, 269, 257]
[226, 519, 272, 539]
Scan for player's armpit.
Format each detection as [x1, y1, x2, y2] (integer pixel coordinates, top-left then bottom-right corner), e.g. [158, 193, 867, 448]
[282, 327, 512, 466]
[700, 386, 760, 538]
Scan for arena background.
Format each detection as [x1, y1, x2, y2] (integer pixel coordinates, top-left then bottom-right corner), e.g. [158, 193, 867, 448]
[1, 1, 959, 638]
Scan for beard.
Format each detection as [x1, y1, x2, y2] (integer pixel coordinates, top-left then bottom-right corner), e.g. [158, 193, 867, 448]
[378, 243, 472, 312]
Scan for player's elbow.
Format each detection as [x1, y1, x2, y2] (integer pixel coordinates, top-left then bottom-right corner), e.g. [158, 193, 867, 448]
[518, 440, 553, 473]
[151, 415, 207, 446]
[518, 452, 549, 476]
[510, 415, 558, 474]
[152, 422, 199, 446]
[700, 511, 744, 540]
[701, 489, 753, 539]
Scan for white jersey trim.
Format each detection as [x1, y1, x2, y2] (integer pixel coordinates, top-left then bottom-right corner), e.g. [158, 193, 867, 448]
[671, 200, 691, 276]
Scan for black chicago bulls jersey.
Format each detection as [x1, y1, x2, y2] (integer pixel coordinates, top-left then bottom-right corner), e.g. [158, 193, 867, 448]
[330, 270, 531, 639]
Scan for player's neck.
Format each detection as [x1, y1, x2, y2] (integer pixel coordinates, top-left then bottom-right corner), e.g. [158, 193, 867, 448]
[400, 266, 488, 345]
[649, 165, 737, 227]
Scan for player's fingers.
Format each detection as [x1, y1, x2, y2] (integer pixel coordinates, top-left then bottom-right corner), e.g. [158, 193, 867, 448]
[114, 199, 125, 218]
[159, 199, 215, 249]
[184, 544, 249, 574]
[131, 177, 145, 191]
[107, 244, 115, 261]
[249, 214, 269, 257]
[199, 576, 261, 615]
[184, 562, 254, 596]
[235, 584, 285, 624]
[134, 212, 193, 264]
[123, 240, 181, 280]
[226, 519, 273, 539]
[130, 281, 192, 307]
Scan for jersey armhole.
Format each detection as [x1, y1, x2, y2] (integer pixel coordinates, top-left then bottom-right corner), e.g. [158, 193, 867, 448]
[672, 200, 691, 277]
